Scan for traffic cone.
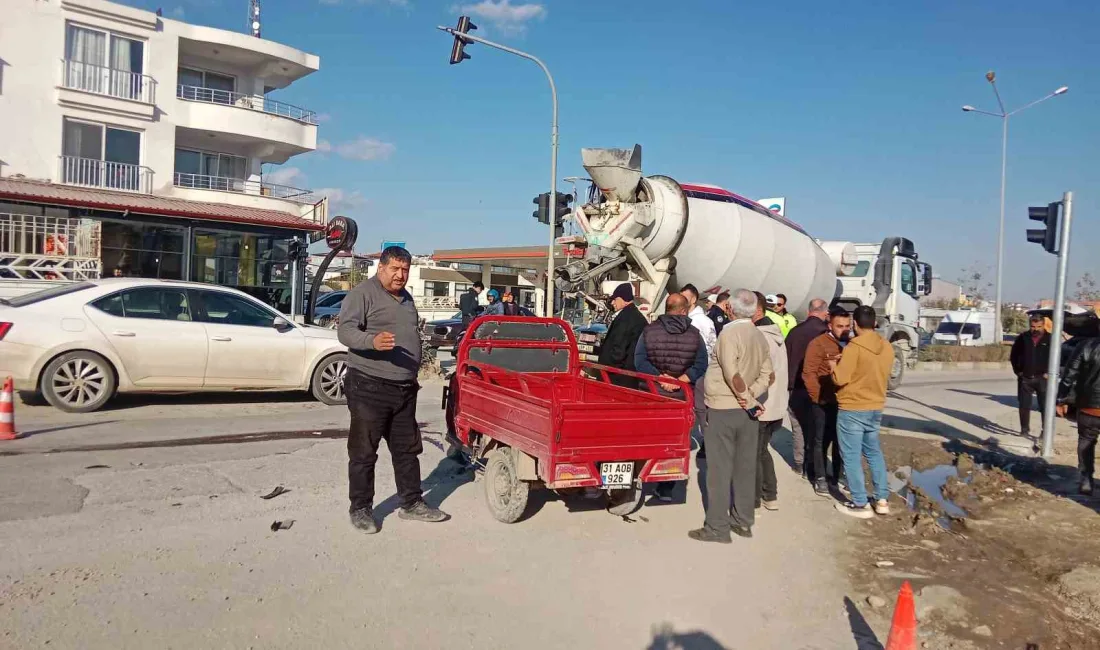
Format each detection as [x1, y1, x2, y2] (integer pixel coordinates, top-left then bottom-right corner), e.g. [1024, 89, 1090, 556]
[884, 581, 918, 650]
[0, 376, 18, 440]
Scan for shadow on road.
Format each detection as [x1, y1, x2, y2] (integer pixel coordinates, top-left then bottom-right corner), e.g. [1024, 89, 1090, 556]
[888, 391, 1018, 438]
[646, 624, 727, 650]
[17, 420, 119, 439]
[844, 596, 884, 650]
[97, 390, 317, 411]
[947, 387, 1021, 409]
[374, 455, 474, 525]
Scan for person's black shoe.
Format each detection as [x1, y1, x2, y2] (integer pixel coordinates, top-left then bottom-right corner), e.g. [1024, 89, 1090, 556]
[792, 462, 803, 476]
[1080, 476, 1095, 496]
[688, 527, 732, 544]
[814, 478, 831, 497]
[399, 500, 449, 522]
[730, 524, 753, 539]
[350, 507, 379, 534]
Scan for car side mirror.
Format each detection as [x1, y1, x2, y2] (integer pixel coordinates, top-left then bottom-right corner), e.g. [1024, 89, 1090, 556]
[273, 316, 291, 330]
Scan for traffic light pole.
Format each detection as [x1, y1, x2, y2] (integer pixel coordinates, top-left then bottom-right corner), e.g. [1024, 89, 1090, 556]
[436, 26, 559, 317]
[1040, 191, 1073, 458]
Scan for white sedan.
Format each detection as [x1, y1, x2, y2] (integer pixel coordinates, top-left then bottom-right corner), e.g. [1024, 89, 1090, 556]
[0, 278, 348, 413]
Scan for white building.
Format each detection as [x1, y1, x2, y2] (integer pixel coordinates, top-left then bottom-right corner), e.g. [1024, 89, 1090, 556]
[0, 0, 325, 312]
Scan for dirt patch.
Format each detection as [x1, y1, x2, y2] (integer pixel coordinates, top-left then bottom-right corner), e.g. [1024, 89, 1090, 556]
[846, 434, 1100, 649]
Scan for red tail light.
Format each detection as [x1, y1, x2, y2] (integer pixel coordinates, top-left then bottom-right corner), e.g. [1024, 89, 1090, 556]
[648, 458, 687, 478]
[553, 463, 593, 482]
[0, 322, 11, 340]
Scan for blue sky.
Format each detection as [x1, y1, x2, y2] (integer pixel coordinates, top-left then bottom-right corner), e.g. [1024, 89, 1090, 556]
[135, 0, 1097, 302]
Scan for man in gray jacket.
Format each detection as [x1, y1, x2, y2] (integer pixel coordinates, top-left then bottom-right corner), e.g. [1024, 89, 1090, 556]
[338, 246, 447, 534]
[690, 289, 773, 543]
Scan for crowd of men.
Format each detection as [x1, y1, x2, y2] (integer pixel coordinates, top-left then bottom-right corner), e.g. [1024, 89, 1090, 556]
[334, 246, 1098, 537]
[600, 283, 896, 542]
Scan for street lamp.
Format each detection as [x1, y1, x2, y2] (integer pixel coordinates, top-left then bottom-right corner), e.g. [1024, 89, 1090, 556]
[438, 19, 559, 317]
[962, 71, 1068, 343]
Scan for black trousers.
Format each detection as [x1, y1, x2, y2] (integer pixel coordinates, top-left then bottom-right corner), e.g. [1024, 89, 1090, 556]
[1079, 412, 1100, 479]
[810, 402, 843, 484]
[756, 419, 782, 505]
[1017, 376, 1047, 434]
[346, 368, 423, 511]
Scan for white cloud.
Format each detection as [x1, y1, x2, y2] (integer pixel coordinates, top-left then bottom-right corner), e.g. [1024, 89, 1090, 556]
[314, 113, 333, 123]
[331, 136, 396, 162]
[319, 0, 408, 6]
[457, 0, 545, 35]
[315, 187, 368, 213]
[316, 140, 332, 153]
[170, 6, 186, 18]
[265, 166, 306, 186]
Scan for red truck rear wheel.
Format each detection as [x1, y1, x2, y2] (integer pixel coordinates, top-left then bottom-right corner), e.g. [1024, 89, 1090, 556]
[484, 448, 530, 523]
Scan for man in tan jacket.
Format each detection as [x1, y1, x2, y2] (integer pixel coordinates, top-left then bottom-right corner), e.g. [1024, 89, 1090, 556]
[689, 289, 773, 544]
[830, 305, 894, 519]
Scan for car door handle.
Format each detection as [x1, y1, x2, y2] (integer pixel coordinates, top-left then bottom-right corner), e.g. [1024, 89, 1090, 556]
[211, 336, 233, 342]
[112, 330, 136, 337]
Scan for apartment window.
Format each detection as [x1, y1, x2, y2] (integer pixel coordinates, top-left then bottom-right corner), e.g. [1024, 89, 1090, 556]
[422, 281, 450, 298]
[175, 148, 248, 191]
[64, 23, 146, 101]
[178, 67, 236, 104]
[61, 119, 143, 191]
[454, 282, 472, 297]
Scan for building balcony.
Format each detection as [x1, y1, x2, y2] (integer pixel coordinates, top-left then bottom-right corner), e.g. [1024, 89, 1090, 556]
[57, 60, 157, 119]
[59, 155, 153, 194]
[176, 84, 316, 125]
[173, 172, 316, 204]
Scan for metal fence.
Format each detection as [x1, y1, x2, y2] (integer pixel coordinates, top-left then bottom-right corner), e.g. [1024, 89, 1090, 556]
[59, 155, 153, 193]
[60, 59, 156, 104]
[176, 84, 318, 124]
[173, 172, 317, 203]
[0, 213, 101, 282]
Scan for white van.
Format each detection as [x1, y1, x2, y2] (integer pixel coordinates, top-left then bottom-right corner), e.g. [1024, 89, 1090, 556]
[931, 310, 997, 346]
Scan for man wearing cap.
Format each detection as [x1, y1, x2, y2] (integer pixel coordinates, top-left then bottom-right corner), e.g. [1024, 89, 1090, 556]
[597, 283, 648, 389]
[707, 291, 732, 336]
[765, 294, 797, 338]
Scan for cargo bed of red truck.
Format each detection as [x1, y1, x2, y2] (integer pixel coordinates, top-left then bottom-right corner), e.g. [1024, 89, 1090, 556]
[445, 316, 693, 522]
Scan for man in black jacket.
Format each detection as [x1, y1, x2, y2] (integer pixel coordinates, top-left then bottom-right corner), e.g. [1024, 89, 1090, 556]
[458, 281, 484, 326]
[597, 283, 647, 388]
[1010, 314, 1052, 437]
[1057, 335, 1100, 495]
[783, 298, 829, 475]
[707, 291, 731, 335]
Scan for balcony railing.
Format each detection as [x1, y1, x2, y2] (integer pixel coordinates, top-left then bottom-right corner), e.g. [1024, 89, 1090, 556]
[59, 156, 153, 194]
[60, 59, 156, 104]
[173, 172, 317, 204]
[176, 84, 318, 124]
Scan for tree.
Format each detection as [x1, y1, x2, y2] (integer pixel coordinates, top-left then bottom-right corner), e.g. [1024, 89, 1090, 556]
[1002, 309, 1027, 334]
[958, 263, 993, 305]
[1075, 272, 1099, 303]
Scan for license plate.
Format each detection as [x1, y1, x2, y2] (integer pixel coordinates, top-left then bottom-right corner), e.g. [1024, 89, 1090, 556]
[578, 334, 598, 343]
[600, 462, 633, 489]
[577, 343, 594, 353]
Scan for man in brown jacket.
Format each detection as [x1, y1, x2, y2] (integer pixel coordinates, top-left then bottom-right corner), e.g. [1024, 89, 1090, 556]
[689, 289, 773, 544]
[801, 307, 850, 497]
[830, 305, 894, 518]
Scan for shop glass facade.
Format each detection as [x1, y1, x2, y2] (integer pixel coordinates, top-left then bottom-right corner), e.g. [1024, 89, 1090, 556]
[101, 220, 185, 279]
[191, 229, 293, 312]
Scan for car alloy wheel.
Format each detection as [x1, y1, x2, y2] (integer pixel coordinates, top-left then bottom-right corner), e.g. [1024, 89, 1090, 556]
[41, 351, 116, 413]
[311, 354, 348, 405]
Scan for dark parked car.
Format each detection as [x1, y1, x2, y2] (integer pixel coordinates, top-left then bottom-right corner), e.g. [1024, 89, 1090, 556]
[425, 307, 536, 349]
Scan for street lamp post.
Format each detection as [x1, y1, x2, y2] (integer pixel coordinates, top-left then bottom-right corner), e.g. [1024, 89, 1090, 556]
[437, 23, 559, 318]
[962, 72, 1068, 343]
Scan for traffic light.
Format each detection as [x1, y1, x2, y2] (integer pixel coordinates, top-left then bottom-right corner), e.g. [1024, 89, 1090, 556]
[449, 16, 477, 65]
[1027, 201, 1061, 254]
[555, 191, 572, 221]
[533, 192, 551, 224]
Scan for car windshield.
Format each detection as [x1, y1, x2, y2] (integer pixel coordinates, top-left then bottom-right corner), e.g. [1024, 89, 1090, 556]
[316, 292, 344, 307]
[936, 322, 981, 336]
[0, 282, 95, 307]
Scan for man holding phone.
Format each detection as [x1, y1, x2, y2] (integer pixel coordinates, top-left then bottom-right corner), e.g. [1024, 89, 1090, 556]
[801, 307, 851, 497]
[338, 246, 448, 534]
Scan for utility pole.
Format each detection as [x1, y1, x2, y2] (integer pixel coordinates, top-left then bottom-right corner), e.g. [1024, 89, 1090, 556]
[438, 19, 559, 317]
[1039, 192, 1073, 458]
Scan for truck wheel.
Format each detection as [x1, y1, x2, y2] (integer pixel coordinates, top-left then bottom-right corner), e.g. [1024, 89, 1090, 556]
[607, 483, 643, 517]
[484, 448, 529, 523]
[888, 345, 905, 390]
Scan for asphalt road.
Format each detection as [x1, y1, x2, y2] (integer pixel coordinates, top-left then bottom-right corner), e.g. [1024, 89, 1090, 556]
[0, 368, 1068, 649]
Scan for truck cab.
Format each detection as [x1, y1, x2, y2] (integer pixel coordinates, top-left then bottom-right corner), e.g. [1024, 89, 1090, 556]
[830, 237, 932, 388]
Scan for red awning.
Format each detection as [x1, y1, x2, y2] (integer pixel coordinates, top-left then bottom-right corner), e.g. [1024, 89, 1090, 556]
[0, 177, 324, 231]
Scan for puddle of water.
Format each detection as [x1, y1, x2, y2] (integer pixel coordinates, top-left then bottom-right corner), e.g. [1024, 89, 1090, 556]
[892, 464, 968, 519]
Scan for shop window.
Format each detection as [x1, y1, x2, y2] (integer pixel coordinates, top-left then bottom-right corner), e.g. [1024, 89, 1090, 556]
[192, 229, 292, 312]
[100, 221, 185, 280]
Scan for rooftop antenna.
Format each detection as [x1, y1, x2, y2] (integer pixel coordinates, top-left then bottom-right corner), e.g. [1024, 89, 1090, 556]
[248, 0, 261, 37]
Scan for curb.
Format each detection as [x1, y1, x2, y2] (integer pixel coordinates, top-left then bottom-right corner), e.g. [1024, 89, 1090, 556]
[912, 361, 1012, 372]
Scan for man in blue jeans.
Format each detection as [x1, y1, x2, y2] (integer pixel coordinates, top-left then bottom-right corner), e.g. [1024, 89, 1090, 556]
[829, 305, 895, 519]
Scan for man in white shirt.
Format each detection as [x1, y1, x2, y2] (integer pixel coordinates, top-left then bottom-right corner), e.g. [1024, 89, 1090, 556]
[680, 284, 717, 461]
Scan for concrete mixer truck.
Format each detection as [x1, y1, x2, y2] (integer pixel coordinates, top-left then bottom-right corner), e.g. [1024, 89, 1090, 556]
[556, 145, 932, 388]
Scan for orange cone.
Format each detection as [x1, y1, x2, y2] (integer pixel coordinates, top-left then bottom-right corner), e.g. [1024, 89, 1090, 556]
[0, 376, 18, 440]
[884, 581, 918, 650]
